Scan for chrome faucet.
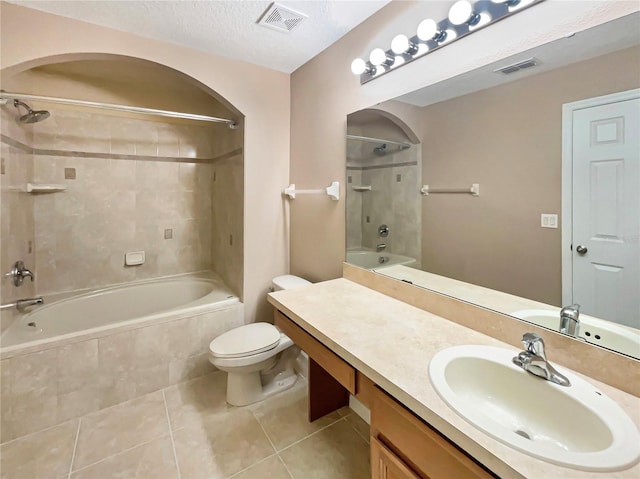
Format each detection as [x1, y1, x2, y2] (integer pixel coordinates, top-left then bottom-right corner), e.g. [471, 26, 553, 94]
[376, 243, 387, 251]
[560, 304, 580, 337]
[512, 333, 570, 387]
[5, 260, 35, 287]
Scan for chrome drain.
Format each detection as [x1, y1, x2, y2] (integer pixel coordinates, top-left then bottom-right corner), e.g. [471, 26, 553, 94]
[27, 322, 37, 328]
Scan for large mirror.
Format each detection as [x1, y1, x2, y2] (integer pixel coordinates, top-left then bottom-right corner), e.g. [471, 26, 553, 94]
[346, 12, 640, 359]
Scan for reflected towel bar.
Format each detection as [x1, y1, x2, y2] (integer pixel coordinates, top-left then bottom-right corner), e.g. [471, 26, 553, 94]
[421, 184, 480, 196]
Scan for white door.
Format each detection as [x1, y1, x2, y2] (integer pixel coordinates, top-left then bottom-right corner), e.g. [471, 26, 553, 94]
[572, 97, 639, 329]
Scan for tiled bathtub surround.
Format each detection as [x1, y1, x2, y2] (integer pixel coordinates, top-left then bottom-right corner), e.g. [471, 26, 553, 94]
[0, 109, 36, 333]
[0, 302, 243, 443]
[346, 145, 421, 265]
[0, 105, 244, 300]
[32, 154, 214, 294]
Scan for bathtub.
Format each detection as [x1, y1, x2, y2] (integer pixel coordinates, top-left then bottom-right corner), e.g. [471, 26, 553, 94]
[0, 272, 245, 443]
[1, 274, 239, 355]
[346, 250, 417, 270]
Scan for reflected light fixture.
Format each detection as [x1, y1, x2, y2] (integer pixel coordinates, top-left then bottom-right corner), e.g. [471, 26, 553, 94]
[351, 0, 544, 84]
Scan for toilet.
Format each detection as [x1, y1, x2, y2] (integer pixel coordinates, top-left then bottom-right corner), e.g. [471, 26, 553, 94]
[209, 275, 311, 406]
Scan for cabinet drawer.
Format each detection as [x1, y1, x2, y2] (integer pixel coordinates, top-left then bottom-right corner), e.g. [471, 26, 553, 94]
[372, 436, 421, 479]
[274, 310, 356, 394]
[372, 387, 495, 479]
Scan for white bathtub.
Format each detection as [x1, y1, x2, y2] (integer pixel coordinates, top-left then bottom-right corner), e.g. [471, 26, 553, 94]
[0, 274, 239, 356]
[346, 250, 417, 270]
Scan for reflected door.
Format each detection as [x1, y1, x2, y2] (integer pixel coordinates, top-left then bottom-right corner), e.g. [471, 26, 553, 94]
[572, 97, 640, 329]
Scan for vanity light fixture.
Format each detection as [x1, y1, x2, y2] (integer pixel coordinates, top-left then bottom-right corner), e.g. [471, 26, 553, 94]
[448, 0, 481, 26]
[416, 19, 447, 43]
[391, 34, 419, 55]
[369, 47, 395, 67]
[351, 0, 544, 85]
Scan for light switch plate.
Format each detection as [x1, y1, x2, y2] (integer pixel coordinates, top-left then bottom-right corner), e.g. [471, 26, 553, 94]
[541, 214, 558, 228]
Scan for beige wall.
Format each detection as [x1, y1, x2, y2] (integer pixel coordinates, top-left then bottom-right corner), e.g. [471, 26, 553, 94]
[419, 46, 640, 305]
[289, 0, 638, 283]
[0, 2, 290, 323]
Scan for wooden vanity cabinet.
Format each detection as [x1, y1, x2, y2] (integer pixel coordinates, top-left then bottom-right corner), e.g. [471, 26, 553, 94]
[371, 387, 496, 479]
[273, 309, 496, 479]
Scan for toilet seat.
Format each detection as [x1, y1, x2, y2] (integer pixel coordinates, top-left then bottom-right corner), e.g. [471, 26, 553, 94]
[209, 323, 281, 358]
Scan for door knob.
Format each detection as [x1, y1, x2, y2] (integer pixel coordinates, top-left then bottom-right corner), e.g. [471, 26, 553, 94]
[576, 245, 588, 255]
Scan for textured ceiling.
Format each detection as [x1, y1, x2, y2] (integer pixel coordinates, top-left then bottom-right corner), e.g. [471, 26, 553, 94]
[9, 0, 391, 73]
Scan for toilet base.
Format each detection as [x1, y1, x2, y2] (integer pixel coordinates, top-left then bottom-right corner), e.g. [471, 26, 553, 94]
[226, 368, 298, 406]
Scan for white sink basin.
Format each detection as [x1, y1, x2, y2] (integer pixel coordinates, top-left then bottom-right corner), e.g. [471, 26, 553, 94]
[512, 309, 640, 359]
[429, 345, 640, 471]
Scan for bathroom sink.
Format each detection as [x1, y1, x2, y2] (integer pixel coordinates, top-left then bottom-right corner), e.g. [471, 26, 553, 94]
[512, 309, 640, 359]
[429, 345, 640, 471]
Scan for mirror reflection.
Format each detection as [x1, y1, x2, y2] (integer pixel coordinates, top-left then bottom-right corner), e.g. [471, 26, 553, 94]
[346, 13, 640, 359]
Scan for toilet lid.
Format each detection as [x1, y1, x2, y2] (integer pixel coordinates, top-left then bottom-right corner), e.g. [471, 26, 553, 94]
[209, 323, 281, 358]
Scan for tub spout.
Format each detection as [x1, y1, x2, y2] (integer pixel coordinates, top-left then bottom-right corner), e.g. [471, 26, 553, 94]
[16, 297, 44, 312]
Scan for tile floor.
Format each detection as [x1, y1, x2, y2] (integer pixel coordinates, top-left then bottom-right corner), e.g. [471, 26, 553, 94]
[0, 372, 371, 479]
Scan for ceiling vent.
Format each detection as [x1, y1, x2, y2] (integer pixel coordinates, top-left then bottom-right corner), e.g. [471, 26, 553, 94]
[494, 58, 540, 75]
[257, 2, 308, 33]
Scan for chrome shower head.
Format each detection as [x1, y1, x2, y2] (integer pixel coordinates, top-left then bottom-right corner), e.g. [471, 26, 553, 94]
[373, 143, 387, 156]
[13, 99, 50, 123]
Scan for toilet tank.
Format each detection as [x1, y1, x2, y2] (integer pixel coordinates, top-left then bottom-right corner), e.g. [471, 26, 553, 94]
[272, 275, 311, 291]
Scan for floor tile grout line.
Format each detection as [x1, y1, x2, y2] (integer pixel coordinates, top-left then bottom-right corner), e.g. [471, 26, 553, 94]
[67, 431, 173, 475]
[225, 453, 279, 478]
[344, 415, 371, 445]
[276, 453, 296, 479]
[0, 416, 81, 447]
[251, 408, 279, 454]
[67, 418, 82, 479]
[277, 416, 347, 454]
[162, 390, 182, 479]
[248, 409, 296, 479]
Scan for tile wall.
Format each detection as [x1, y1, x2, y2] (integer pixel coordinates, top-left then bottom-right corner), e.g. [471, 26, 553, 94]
[0, 108, 36, 332]
[0, 106, 244, 312]
[346, 145, 421, 265]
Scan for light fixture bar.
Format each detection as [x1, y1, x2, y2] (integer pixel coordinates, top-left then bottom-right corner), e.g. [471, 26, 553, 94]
[353, 0, 544, 85]
[0, 91, 239, 128]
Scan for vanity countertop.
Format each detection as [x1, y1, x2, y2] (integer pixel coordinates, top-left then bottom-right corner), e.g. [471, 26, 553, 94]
[267, 278, 640, 479]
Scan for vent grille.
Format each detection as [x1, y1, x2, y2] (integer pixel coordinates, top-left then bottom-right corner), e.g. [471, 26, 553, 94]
[494, 58, 540, 75]
[257, 2, 308, 33]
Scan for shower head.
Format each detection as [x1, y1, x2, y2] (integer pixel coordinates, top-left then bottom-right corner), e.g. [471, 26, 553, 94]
[373, 143, 387, 156]
[13, 99, 50, 123]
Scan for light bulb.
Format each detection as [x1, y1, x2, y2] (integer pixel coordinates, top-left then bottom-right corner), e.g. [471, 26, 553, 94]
[417, 19, 437, 41]
[391, 35, 409, 54]
[448, 0, 480, 26]
[369, 48, 389, 66]
[416, 18, 446, 43]
[350, 58, 367, 75]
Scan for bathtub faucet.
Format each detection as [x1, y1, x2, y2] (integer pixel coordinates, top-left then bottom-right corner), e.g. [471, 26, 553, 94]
[0, 297, 44, 312]
[5, 260, 35, 287]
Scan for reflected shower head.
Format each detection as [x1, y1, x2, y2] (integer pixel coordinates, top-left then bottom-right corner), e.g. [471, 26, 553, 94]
[373, 143, 387, 156]
[13, 99, 50, 123]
